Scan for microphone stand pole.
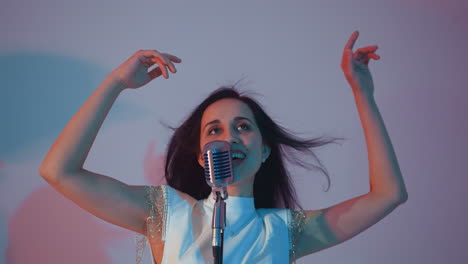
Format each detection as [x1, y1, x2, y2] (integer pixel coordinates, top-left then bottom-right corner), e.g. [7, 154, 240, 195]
[212, 188, 227, 264]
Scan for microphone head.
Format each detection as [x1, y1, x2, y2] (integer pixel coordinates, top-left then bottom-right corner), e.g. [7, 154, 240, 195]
[203, 140, 234, 188]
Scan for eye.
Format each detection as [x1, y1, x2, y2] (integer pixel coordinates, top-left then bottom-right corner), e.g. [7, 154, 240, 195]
[207, 126, 221, 135]
[237, 123, 250, 131]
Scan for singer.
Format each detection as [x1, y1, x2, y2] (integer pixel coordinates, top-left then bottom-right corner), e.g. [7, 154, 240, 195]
[39, 31, 408, 263]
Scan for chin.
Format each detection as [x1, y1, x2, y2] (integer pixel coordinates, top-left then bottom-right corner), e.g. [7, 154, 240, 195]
[231, 172, 254, 186]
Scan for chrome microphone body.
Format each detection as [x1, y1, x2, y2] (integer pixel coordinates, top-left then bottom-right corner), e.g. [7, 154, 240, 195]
[202, 140, 234, 264]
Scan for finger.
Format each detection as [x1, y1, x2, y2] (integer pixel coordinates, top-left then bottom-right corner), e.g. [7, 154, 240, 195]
[161, 54, 177, 73]
[368, 53, 380, 60]
[139, 50, 177, 78]
[164, 53, 182, 63]
[152, 57, 169, 79]
[354, 51, 364, 60]
[140, 49, 161, 60]
[153, 52, 175, 78]
[363, 57, 370, 65]
[140, 50, 170, 64]
[345, 30, 359, 51]
[341, 49, 353, 70]
[356, 46, 378, 54]
[167, 60, 177, 73]
[137, 54, 152, 66]
[148, 67, 163, 80]
[354, 46, 377, 59]
[138, 50, 158, 68]
[156, 51, 171, 65]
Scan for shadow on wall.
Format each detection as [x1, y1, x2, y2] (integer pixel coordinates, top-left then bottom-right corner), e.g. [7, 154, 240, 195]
[1, 52, 165, 263]
[1, 53, 104, 159]
[0, 52, 146, 159]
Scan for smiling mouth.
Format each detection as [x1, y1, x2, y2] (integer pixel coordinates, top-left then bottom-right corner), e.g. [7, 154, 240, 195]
[232, 158, 244, 166]
[231, 153, 245, 166]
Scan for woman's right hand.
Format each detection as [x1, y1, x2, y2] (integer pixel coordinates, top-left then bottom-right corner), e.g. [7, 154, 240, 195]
[109, 50, 182, 89]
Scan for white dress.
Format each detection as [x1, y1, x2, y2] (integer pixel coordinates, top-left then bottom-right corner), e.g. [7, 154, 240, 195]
[136, 185, 306, 264]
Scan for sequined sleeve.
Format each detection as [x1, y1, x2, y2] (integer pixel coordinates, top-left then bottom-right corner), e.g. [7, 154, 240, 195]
[288, 210, 307, 262]
[145, 185, 168, 242]
[135, 185, 168, 264]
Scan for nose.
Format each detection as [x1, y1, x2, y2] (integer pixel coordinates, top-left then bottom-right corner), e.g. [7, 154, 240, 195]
[225, 128, 240, 144]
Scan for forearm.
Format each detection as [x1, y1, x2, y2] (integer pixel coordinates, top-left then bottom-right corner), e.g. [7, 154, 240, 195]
[353, 90, 408, 202]
[40, 75, 126, 178]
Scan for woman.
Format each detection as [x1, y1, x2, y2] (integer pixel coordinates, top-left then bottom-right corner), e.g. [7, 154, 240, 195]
[39, 31, 408, 263]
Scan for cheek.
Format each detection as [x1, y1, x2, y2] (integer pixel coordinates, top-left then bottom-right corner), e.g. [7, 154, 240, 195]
[247, 138, 263, 160]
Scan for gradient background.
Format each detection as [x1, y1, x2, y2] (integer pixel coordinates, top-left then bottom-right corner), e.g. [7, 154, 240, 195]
[1, 0, 467, 263]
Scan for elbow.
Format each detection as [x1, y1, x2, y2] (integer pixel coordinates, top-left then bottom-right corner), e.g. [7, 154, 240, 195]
[39, 163, 82, 186]
[396, 183, 409, 204]
[39, 162, 53, 178]
[392, 191, 408, 205]
[375, 190, 408, 206]
[39, 165, 54, 184]
[38, 164, 61, 185]
[398, 191, 408, 204]
[38, 164, 47, 178]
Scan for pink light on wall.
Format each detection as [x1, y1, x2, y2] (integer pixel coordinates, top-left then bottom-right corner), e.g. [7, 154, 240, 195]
[6, 186, 130, 264]
[143, 141, 167, 186]
[395, 0, 468, 24]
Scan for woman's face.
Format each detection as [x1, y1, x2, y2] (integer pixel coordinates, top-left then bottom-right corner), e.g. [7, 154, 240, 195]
[198, 98, 270, 186]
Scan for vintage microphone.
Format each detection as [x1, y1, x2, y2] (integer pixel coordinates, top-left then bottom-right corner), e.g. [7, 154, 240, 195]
[203, 140, 234, 264]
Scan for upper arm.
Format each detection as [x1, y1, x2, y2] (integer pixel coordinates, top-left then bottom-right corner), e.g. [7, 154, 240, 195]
[294, 192, 405, 259]
[41, 168, 151, 234]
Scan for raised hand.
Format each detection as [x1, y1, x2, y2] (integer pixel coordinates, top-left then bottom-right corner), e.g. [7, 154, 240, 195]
[109, 50, 182, 89]
[341, 31, 380, 96]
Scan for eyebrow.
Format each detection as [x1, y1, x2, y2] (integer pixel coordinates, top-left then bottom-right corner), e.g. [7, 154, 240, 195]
[203, 117, 253, 131]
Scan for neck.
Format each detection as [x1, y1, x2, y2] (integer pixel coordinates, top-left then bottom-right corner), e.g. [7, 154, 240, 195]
[226, 180, 254, 197]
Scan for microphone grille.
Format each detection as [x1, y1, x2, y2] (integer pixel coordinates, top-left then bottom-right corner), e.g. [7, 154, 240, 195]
[203, 141, 234, 187]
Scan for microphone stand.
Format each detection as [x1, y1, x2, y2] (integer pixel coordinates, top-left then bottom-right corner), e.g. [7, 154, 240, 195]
[212, 188, 227, 264]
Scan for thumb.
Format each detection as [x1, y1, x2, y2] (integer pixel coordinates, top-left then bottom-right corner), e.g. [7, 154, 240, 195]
[148, 67, 163, 80]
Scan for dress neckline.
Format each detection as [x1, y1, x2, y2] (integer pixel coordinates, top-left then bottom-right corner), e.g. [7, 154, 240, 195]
[203, 191, 257, 236]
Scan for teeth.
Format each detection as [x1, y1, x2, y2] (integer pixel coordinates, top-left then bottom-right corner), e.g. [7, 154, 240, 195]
[231, 152, 246, 159]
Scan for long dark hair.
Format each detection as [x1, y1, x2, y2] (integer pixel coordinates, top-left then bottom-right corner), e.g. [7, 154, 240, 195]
[164, 86, 341, 210]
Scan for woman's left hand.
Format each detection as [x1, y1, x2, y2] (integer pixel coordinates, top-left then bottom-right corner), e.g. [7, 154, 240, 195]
[341, 31, 380, 96]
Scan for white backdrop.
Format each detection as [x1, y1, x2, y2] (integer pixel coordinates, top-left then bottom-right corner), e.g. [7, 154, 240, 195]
[1, 0, 467, 263]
